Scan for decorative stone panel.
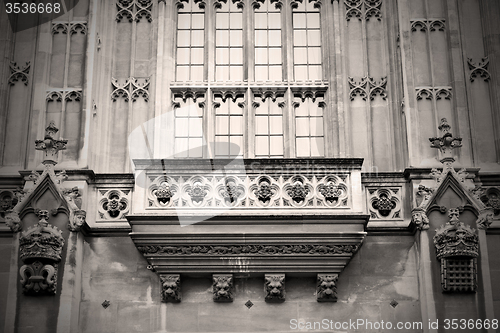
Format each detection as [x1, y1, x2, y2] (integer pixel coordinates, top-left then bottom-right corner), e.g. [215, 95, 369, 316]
[366, 187, 402, 219]
[213, 274, 234, 302]
[160, 274, 181, 302]
[316, 274, 338, 302]
[265, 274, 285, 302]
[97, 189, 130, 221]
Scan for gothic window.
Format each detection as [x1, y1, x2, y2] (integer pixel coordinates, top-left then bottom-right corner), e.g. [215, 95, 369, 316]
[215, 1, 244, 82]
[294, 93, 325, 157]
[214, 93, 244, 157]
[176, 1, 205, 81]
[292, 1, 322, 81]
[173, 93, 205, 158]
[254, 92, 285, 157]
[254, 1, 282, 81]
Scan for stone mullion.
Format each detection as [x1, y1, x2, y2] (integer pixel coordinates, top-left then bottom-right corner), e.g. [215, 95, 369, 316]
[154, 0, 166, 158]
[416, 229, 438, 333]
[163, 0, 175, 159]
[284, 2, 293, 157]
[327, 0, 341, 157]
[125, 6, 138, 173]
[321, 2, 334, 158]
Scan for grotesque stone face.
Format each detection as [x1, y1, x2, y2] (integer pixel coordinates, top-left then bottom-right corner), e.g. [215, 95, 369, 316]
[317, 274, 338, 302]
[213, 274, 233, 302]
[265, 274, 285, 302]
[160, 275, 181, 302]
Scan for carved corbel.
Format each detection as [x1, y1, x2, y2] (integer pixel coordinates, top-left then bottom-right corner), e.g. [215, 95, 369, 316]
[411, 207, 429, 230]
[476, 210, 494, 230]
[5, 210, 22, 232]
[317, 274, 338, 302]
[160, 274, 181, 302]
[213, 274, 234, 302]
[265, 274, 285, 302]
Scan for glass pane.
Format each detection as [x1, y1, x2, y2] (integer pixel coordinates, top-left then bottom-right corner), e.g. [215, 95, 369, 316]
[230, 116, 243, 134]
[310, 117, 324, 136]
[229, 101, 243, 114]
[270, 101, 282, 114]
[175, 118, 189, 134]
[175, 103, 188, 116]
[189, 117, 203, 135]
[294, 48, 307, 64]
[216, 13, 229, 29]
[309, 103, 323, 116]
[230, 13, 243, 29]
[268, 30, 281, 46]
[308, 30, 321, 46]
[293, 13, 306, 29]
[215, 136, 230, 156]
[255, 136, 269, 156]
[269, 66, 282, 81]
[296, 137, 310, 157]
[295, 102, 307, 116]
[191, 30, 204, 46]
[230, 66, 243, 81]
[230, 30, 242, 46]
[255, 66, 267, 81]
[269, 116, 282, 134]
[255, 13, 267, 29]
[293, 30, 307, 46]
[216, 66, 229, 81]
[270, 136, 283, 156]
[255, 48, 268, 64]
[269, 48, 281, 64]
[294, 0, 305, 11]
[192, 14, 204, 29]
[268, 13, 280, 29]
[216, 30, 229, 46]
[216, 48, 229, 64]
[191, 48, 204, 64]
[216, 116, 229, 135]
[308, 47, 321, 64]
[256, 116, 269, 134]
[310, 137, 324, 156]
[255, 30, 268, 46]
[177, 48, 190, 64]
[189, 138, 203, 157]
[309, 65, 322, 80]
[307, 13, 320, 29]
[191, 66, 204, 81]
[215, 100, 228, 114]
[178, 14, 190, 29]
[294, 66, 307, 80]
[175, 138, 188, 157]
[230, 48, 243, 64]
[230, 136, 242, 156]
[177, 31, 190, 46]
[176, 66, 189, 81]
[296, 117, 309, 136]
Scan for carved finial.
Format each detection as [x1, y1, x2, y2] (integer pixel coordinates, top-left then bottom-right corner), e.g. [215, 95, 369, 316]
[35, 122, 68, 166]
[429, 118, 462, 164]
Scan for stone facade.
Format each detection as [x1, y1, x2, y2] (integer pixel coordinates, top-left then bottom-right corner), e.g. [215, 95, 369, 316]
[0, 1, 500, 333]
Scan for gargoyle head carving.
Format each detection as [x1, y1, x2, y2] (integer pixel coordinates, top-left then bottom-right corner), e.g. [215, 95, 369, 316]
[213, 274, 233, 302]
[160, 275, 181, 302]
[265, 274, 285, 302]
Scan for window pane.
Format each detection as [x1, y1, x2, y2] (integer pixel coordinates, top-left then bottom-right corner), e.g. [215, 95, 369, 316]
[216, 13, 229, 29]
[216, 48, 229, 64]
[176, 66, 189, 81]
[270, 136, 283, 156]
[230, 66, 243, 81]
[310, 103, 323, 116]
[191, 48, 204, 64]
[216, 30, 229, 46]
[177, 48, 190, 64]
[191, 14, 204, 29]
[256, 116, 269, 134]
[309, 66, 322, 80]
[230, 30, 243, 46]
[307, 13, 320, 29]
[230, 48, 243, 64]
[178, 14, 190, 29]
[191, 66, 203, 81]
[216, 116, 229, 135]
[310, 137, 324, 156]
[296, 137, 310, 157]
[270, 101, 282, 114]
[229, 101, 243, 114]
[308, 30, 321, 46]
[294, 48, 307, 64]
[294, 66, 307, 80]
[215, 136, 230, 156]
[268, 13, 280, 29]
[189, 117, 203, 135]
[176, 118, 189, 134]
[230, 13, 243, 29]
[293, 13, 306, 28]
[177, 31, 190, 46]
[189, 138, 203, 157]
[268, 30, 281, 46]
[256, 136, 269, 156]
[269, 48, 281, 64]
[255, 66, 267, 81]
[230, 136, 242, 156]
[255, 30, 268, 46]
[216, 66, 229, 81]
[230, 116, 243, 135]
[215, 101, 228, 114]
[269, 66, 282, 81]
[191, 30, 204, 46]
[255, 13, 267, 29]
[310, 117, 324, 136]
[295, 103, 308, 116]
[269, 116, 282, 134]
[296, 118, 309, 136]
[308, 47, 322, 64]
[255, 48, 268, 64]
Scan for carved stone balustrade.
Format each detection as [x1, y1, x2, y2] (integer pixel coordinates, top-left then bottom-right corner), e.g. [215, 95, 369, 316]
[129, 158, 367, 276]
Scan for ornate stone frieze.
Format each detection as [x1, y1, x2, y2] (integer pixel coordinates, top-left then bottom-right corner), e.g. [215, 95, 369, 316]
[317, 175, 348, 207]
[97, 189, 130, 220]
[283, 176, 312, 206]
[182, 175, 212, 207]
[213, 274, 234, 302]
[8, 61, 30, 86]
[467, 57, 490, 82]
[367, 188, 401, 219]
[111, 77, 150, 102]
[410, 19, 446, 32]
[217, 176, 246, 206]
[265, 274, 285, 302]
[316, 274, 338, 302]
[46, 90, 82, 103]
[148, 176, 179, 207]
[116, 0, 152, 22]
[160, 274, 181, 302]
[344, 0, 381, 21]
[19, 210, 65, 295]
[415, 87, 452, 100]
[35, 121, 68, 164]
[348, 76, 387, 101]
[51, 21, 88, 35]
[250, 176, 279, 206]
[137, 244, 360, 255]
[52, 22, 68, 34]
